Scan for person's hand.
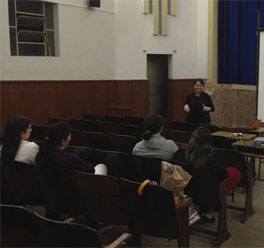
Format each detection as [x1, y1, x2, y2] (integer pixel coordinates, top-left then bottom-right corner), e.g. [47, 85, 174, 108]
[184, 104, 190, 113]
[203, 104, 211, 112]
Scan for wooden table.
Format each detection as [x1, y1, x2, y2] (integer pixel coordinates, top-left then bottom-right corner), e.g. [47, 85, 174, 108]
[233, 140, 264, 181]
[248, 127, 264, 137]
[211, 131, 256, 140]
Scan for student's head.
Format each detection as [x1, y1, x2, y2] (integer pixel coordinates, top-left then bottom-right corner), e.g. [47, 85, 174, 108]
[193, 78, 204, 96]
[1, 115, 31, 160]
[142, 114, 164, 141]
[44, 121, 71, 150]
[186, 126, 213, 168]
[36, 121, 71, 166]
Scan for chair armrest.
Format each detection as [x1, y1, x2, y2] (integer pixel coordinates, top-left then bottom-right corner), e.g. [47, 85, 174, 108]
[175, 197, 192, 211]
[106, 233, 133, 248]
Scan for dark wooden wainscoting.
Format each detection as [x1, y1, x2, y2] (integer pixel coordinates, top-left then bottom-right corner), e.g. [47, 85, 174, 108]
[168, 79, 194, 122]
[0, 80, 149, 135]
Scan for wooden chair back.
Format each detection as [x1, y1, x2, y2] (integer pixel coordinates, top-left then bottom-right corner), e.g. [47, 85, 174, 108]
[82, 131, 109, 149]
[120, 124, 143, 138]
[118, 178, 191, 247]
[169, 121, 197, 132]
[73, 172, 127, 225]
[108, 133, 139, 154]
[94, 149, 142, 181]
[82, 114, 101, 121]
[65, 145, 96, 164]
[71, 119, 97, 132]
[1, 204, 42, 247]
[34, 211, 103, 247]
[96, 121, 120, 134]
[35, 166, 82, 215]
[48, 118, 70, 125]
[30, 125, 48, 141]
[1, 159, 46, 205]
[124, 116, 144, 127]
[0, 164, 17, 205]
[101, 115, 125, 123]
[70, 129, 84, 146]
[162, 129, 192, 144]
[131, 155, 162, 183]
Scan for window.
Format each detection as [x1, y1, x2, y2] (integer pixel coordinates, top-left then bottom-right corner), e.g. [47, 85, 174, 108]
[8, 0, 56, 56]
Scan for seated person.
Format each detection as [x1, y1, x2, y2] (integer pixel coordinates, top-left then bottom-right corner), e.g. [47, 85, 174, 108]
[132, 114, 179, 161]
[0, 116, 38, 165]
[35, 121, 106, 174]
[174, 126, 241, 222]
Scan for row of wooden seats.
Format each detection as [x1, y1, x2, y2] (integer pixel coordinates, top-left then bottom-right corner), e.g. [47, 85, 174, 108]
[49, 116, 243, 150]
[1, 158, 191, 247]
[49, 116, 220, 133]
[30, 121, 142, 141]
[49, 116, 144, 132]
[71, 131, 139, 153]
[30, 124, 233, 153]
[1, 144, 254, 246]
[1, 204, 132, 247]
[81, 114, 222, 133]
[68, 144, 254, 217]
[30, 128, 140, 154]
[72, 145, 254, 226]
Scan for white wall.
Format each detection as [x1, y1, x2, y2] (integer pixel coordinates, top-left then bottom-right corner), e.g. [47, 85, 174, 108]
[115, 0, 208, 80]
[0, 0, 116, 80]
[0, 0, 208, 80]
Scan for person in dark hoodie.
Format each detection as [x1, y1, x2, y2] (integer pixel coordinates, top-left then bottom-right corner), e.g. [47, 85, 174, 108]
[36, 121, 107, 174]
[132, 114, 179, 161]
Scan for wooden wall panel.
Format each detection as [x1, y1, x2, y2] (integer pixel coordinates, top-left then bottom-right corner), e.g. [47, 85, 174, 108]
[0, 80, 148, 135]
[168, 79, 194, 121]
[117, 80, 149, 117]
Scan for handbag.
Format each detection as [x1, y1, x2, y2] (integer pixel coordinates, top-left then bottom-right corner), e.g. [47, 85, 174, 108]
[160, 161, 192, 205]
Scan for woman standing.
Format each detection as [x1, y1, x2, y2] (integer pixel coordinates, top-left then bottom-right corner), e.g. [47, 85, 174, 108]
[184, 79, 215, 124]
[0, 116, 38, 164]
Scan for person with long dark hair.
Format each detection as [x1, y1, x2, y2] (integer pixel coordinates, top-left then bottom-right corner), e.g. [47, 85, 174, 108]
[175, 126, 242, 222]
[184, 79, 215, 124]
[0, 115, 38, 164]
[132, 114, 179, 161]
[186, 126, 227, 177]
[35, 121, 106, 174]
[184, 127, 228, 221]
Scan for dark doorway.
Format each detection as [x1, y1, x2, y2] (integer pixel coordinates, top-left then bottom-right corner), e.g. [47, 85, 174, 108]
[147, 54, 168, 117]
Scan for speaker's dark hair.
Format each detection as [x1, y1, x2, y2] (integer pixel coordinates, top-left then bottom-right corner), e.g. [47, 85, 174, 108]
[193, 78, 204, 86]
